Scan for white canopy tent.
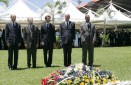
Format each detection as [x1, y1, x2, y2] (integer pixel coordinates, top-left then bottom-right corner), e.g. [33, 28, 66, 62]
[86, 9, 102, 22]
[50, 0, 85, 22]
[71, 0, 101, 22]
[0, 0, 43, 21]
[97, 3, 131, 25]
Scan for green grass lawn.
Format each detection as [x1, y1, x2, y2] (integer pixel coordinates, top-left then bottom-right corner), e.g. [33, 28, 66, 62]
[0, 47, 131, 85]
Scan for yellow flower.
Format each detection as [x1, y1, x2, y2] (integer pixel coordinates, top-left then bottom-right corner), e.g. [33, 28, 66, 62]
[106, 75, 109, 79]
[82, 76, 87, 79]
[103, 78, 107, 84]
[67, 80, 72, 84]
[80, 82, 85, 85]
[112, 80, 117, 84]
[85, 79, 89, 83]
[90, 79, 94, 83]
[96, 79, 101, 84]
[76, 77, 80, 80]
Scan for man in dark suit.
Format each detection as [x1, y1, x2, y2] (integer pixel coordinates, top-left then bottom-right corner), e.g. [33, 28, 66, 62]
[5, 14, 22, 70]
[40, 15, 56, 67]
[23, 17, 39, 68]
[80, 14, 96, 66]
[59, 14, 75, 67]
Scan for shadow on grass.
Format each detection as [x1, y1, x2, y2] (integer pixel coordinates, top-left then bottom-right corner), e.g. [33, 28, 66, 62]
[17, 68, 27, 70]
[51, 65, 61, 67]
[35, 66, 44, 68]
[14, 65, 61, 70]
[43, 65, 61, 68]
[93, 65, 101, 67]
[16, 66, 44, 70]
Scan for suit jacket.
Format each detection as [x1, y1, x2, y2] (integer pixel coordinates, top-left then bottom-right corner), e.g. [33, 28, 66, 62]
[59, 21, 75, 44]
[40, 23, 56, 45]
[23, 25, 39, 48]
[80, 22, 96, 44]
[5, 22, 22, 45]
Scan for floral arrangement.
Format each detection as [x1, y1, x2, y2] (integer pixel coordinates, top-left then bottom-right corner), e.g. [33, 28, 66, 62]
[41, 63, 130, 85]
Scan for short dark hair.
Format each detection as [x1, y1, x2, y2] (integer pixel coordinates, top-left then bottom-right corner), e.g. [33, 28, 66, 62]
[45, 15, 51, 20]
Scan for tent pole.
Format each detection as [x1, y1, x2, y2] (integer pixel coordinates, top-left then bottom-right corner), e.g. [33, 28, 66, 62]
[104, 15, 106, 35]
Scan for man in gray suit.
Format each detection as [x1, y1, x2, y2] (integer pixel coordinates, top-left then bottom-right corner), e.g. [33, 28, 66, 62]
[23, 17, 39, 68]
[80, 14, 96, 66]
[60, 14, 75, 67]
[5, 14, 22, 70]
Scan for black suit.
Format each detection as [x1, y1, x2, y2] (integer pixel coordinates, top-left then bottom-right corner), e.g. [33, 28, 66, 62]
[60, 21, 75, 66]
[40, 23, 56, 67]
[5, 22, 22, 69]
[23, 25, 39, 68]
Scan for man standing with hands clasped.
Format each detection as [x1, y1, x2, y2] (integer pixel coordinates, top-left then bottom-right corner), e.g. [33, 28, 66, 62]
[59, 14, 75, 67]
[23, 17, 39, 68]
[5, 14, 22, 70]
[80, 14, 96, 66]
[40, 15, 56, 67]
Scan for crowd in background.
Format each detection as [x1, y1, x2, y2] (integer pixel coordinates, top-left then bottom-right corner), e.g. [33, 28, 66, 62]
[96, 29, 131, 47]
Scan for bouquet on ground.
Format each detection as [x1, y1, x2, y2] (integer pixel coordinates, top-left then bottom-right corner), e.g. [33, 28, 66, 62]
[42, 63, 119, 85]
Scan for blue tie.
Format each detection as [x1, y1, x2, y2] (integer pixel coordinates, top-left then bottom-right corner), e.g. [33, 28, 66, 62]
[88, 23, 91, 30]
[13, 22, 15, 27]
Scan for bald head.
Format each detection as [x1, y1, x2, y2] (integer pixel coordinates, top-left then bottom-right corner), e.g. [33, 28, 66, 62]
[65, 14, 70, 21]
[10, 14, 16, 22]
[27, 17, 33, 25]
[85, 14, 90, 23]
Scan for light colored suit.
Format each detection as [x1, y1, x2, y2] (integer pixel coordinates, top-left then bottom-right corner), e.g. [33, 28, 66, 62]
[80, 22, 96, 66]
[80, 22, 96, 44]
[23, 25, 39, 68]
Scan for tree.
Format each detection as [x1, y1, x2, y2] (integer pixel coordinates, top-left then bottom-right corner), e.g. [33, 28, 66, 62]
[0, 0, 8, 7]
[43, 0, 67, 24]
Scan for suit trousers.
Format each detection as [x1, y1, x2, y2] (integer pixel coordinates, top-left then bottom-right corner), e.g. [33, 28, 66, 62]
[82, 43, 94, 66]
[8, 43, 19, 69]
[43, 43, 53, 66]
[27, 46, 37, 68]
[63, 42, 72, 66]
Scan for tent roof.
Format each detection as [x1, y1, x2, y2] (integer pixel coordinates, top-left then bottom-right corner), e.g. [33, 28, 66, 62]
[0, 0, 43, 20]
[62, 1, 85, 22]
[97, 4, 131, 24]
[52, 0, 85, 22]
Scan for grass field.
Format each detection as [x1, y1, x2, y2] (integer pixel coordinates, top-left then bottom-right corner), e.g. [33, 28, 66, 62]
[0, 47, 131, 85]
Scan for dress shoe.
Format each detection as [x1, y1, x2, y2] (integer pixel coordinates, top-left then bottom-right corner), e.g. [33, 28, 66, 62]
[88, 64, 93, 66]
[12, 67, 17, 70]
[32, 66, 36, 68]
[46, 65, 51, 67]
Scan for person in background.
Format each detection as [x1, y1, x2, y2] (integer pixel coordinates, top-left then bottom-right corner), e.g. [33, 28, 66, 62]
[23, 17, 39, 68]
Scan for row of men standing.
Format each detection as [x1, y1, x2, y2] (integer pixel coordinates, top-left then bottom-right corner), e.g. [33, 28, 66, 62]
[5, 14, 96, 70]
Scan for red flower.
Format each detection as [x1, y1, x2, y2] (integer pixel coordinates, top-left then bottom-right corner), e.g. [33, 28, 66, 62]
[41, 78, 49, 85]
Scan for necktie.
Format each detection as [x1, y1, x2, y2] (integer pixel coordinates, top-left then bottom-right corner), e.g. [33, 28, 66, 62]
[66, 22, 69, 28]
[13, 22, 15, 27]
[47, 24, 49, 28]
[88, 23, 91, 30]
